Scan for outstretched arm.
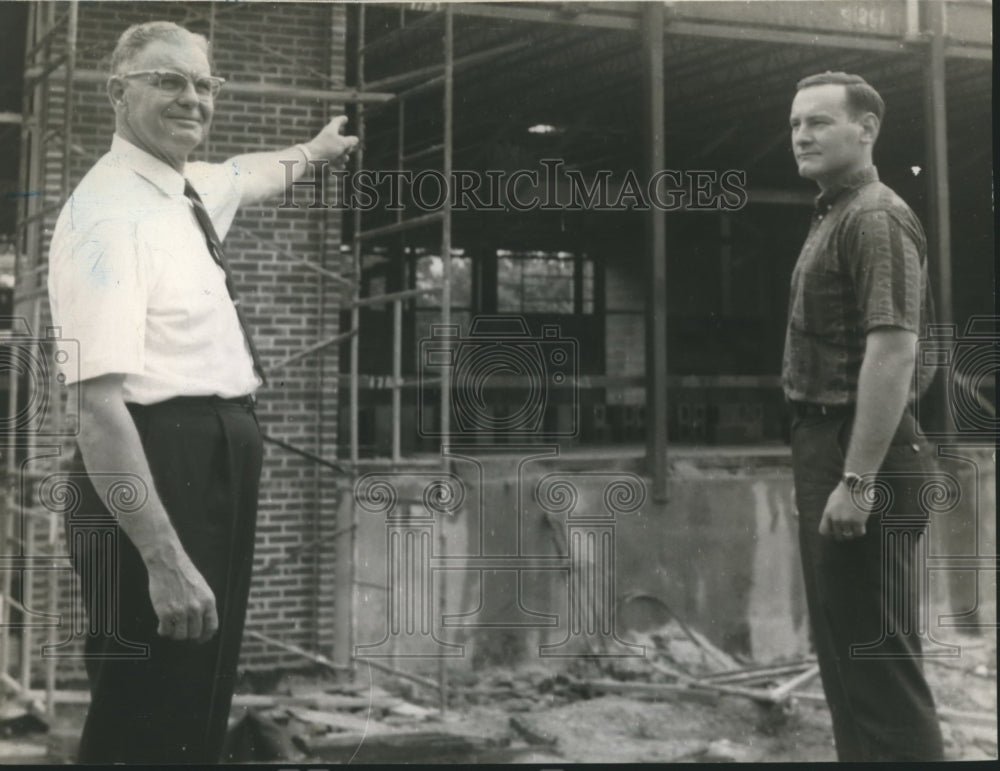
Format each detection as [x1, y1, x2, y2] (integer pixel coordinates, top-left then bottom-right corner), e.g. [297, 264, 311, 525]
[229, 115, 359, 205]
[77, 374, 218, 643]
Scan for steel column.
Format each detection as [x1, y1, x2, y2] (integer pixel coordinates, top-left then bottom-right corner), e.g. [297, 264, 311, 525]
[436, 5, 454, 715]
[643, 3, 668, 502]
[350, 6, 365, 465]
[924, 0, 953, 327]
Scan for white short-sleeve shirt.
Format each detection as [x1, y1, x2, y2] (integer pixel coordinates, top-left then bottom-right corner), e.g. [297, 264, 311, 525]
[48, 134, 261, 404]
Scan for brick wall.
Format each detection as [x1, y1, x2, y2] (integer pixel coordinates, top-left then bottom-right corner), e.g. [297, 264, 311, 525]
[22, 1, 348, 679]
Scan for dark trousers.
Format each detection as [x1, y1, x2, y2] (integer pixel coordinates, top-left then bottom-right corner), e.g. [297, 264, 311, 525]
[67, 397, 262, 764]
[791, 406, 944, 761]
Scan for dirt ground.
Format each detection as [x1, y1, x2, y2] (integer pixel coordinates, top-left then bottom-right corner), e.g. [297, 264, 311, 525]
[5, 628, 995, 765]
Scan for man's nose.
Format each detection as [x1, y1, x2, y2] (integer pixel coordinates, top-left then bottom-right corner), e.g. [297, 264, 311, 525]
[176, 77, 199, 104]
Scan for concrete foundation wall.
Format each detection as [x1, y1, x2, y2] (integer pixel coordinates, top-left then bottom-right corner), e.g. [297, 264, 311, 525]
[350, 447, 995, 674]
[351, 452, 807, 670]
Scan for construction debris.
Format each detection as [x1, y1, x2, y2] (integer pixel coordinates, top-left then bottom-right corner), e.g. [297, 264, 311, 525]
[508, 715, 559, 748]
[299, 730, 501, 763]
[620, 619, 743, 680]
[223, 710, 303, 763]
[0, 740, 49, 760]
[0, 708, 48, 739]
[700, 738, 756, 763]
[221, 673, 461, 764]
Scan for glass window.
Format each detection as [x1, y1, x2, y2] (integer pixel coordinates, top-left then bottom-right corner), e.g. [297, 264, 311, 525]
[412, 247, 471, 309]
[497, 249, 592, 314]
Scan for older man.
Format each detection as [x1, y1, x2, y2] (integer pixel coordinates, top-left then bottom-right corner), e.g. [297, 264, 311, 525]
[784, 71, 943, 761]
[47, 21, 356, 763]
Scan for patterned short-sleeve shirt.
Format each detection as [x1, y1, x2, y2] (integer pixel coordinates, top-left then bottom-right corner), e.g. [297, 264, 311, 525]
[782, 166, 935, 404]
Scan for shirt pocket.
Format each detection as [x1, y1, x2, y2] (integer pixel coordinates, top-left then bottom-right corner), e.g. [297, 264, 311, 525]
[792, 268, 853, 341]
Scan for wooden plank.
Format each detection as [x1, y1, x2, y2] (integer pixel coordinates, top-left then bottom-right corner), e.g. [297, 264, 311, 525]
[767, 664, 821, 701]
[586, 678, 772, 703]
[0, 741, 48, 760]
[286, 706, 379, 733]
[302, 730, 495, 763]
[699, 659, 816, 685]
[937, 706, 999, 728]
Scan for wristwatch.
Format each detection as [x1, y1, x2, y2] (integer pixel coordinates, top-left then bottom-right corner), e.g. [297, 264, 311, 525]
[841, 471, 864, 493]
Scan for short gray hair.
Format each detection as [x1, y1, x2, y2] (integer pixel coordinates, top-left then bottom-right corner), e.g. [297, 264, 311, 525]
[109, 21, 211, 74]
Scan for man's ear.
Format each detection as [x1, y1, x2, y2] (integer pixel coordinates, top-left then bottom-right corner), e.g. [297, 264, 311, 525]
[859, 112, 880, 145]
[107, 77, 126, 112]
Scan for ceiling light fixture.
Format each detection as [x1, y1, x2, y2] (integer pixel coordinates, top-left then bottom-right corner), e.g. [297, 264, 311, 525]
[528, 124, 562, 135]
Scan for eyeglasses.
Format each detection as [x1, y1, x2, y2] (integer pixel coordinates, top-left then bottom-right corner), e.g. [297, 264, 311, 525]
[117, 69, 225, 99]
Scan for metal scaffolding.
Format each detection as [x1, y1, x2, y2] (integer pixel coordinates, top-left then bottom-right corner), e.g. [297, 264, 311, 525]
[340, 2, 457, 707]
[216, 2, 463, 707]
[1, 0, 78, 718]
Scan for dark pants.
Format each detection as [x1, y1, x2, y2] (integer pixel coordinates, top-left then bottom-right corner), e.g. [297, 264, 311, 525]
[67, 396, 262, 764]
[791, 406, 944, 761]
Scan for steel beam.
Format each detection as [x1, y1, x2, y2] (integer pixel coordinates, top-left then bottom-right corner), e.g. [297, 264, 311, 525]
[643, 3, 668, 502]
[924, 0, 953, 326]
[437, 6, 455, 715]
[269, 328, 357, 371]
[347, 286, 440, 310]
[449, 2, 638, 31]
[665, 19, 912, 54]
[355, 211, 445, 241]
[944, 43, 992, 61]
[924, 0, 956, 442]
[70, 69, 394, 103]
[359, 9, 443, 55]
[365, 39, 529, 94]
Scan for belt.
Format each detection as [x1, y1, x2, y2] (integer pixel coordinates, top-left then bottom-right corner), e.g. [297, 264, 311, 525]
[132, 394, 257, 410]
[789, 401, 854, 418]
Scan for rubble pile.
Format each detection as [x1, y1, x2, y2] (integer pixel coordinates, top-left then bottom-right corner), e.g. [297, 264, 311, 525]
[224, 679, 462, 763]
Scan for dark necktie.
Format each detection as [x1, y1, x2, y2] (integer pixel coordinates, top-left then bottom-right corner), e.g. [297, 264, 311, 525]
[183, 180, 267, 385]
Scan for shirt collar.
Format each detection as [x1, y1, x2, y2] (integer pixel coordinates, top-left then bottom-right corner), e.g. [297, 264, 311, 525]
[109, 134, 187, 198]
[815, 166, 878, 212]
